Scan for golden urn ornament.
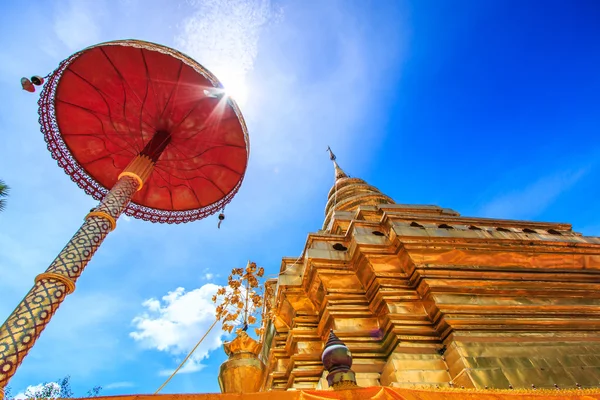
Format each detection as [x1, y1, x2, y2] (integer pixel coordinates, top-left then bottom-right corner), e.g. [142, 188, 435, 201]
[213, 261, 272, 393]
[218, 330, 265, 393]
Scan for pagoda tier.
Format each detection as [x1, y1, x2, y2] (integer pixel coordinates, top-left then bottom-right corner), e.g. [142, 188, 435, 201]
[260, 168, 600, 390]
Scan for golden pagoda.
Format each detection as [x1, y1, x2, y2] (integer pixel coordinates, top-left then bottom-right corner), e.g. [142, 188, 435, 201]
[257, 148, 600, 394]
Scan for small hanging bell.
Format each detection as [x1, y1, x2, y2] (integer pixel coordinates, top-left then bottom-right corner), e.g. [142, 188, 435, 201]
[21, 77, 35, 93]
[217, 212, 225, 229]
[31, 76, 44, 86]
[203, 88, 225, 99]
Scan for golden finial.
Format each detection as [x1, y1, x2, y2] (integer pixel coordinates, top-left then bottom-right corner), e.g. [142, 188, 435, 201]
[326, 146, 336, 161]
[326, 146, 347, 179]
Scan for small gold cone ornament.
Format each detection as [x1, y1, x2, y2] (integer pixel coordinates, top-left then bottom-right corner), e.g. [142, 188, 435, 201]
[218, 331, 265, 393]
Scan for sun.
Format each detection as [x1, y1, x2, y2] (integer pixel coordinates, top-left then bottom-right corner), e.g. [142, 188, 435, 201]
[203, 67, 249, 107]
[218, 71, 249, 107]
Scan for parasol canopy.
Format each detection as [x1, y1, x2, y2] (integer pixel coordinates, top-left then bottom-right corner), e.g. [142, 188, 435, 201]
[39, 40, 249, 223]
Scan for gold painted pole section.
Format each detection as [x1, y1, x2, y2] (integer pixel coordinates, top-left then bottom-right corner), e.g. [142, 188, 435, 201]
[0, 155, 153, 390]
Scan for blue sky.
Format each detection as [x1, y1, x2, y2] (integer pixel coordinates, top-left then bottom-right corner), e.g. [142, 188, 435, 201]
[0, 0, 599, 396]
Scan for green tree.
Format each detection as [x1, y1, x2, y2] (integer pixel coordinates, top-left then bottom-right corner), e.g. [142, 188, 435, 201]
[0, 180, 8, 212]
[3, 376, 102, 399]
[86, 386, 102, 398]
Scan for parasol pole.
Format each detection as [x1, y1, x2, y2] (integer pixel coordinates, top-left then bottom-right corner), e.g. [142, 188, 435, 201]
[0, 132, 170, 389]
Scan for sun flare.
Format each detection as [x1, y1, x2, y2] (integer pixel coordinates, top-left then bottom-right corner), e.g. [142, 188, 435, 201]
[216, 70, 249, 107]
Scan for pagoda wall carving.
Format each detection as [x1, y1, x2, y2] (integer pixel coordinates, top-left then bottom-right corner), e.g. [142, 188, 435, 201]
[261, 204, 600, 391]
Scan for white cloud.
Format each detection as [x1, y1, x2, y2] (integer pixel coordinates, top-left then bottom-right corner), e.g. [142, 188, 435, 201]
[159, 359, 205, 376]
[130, 284, 225, 374]
[103, 381, 135, 390]
[53, 0, 103, 50]
[176, 0, 282, 105]
[478, 168, 589, 220]
[14, 382, 61, 400]
[204, 273, 214, 280]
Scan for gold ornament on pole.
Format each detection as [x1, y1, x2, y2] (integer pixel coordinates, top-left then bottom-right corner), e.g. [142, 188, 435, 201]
[214, 261, 273, 393]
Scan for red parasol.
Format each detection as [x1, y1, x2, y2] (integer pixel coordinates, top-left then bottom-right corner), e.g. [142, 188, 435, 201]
[39, 40, 249, 223]
[0, 40, 252, 389]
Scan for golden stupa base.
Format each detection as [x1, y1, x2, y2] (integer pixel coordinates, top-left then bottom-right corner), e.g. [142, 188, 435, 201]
[218, 331, 265, 394]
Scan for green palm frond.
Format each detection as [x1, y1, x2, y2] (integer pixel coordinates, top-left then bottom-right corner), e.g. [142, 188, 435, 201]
[0, 179, 9, 212]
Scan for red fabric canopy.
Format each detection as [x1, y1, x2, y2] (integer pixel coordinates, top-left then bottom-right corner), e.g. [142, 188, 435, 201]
[39, 40, 249, 223]
[69, 387, 600, 400]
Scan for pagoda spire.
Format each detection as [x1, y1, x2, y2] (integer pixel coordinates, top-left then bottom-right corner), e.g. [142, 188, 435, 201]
[326, 146, 348, 180]
[323, 147, 395, 230]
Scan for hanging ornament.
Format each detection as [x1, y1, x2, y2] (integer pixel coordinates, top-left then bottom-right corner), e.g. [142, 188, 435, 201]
[31, 76, 44, 86]
[21, 77, 35, 93]
[217, 212, 225, 229]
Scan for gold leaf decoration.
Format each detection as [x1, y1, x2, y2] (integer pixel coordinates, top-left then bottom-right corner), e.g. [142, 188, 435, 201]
[212, 261, 272, 338]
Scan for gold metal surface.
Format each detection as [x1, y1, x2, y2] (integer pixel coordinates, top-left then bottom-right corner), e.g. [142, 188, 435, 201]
[219, 332, 265, 393]
[85, 211, 117, 231]
[118, 155, 155, 191]
[330, 379, 359, 390]
[34, 272, 75, 294]
[322, 157, 394, 230]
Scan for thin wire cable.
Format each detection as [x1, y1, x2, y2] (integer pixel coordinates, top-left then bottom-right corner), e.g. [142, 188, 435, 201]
[269, 251, 304, 278]
[154, 318, 219, 394]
